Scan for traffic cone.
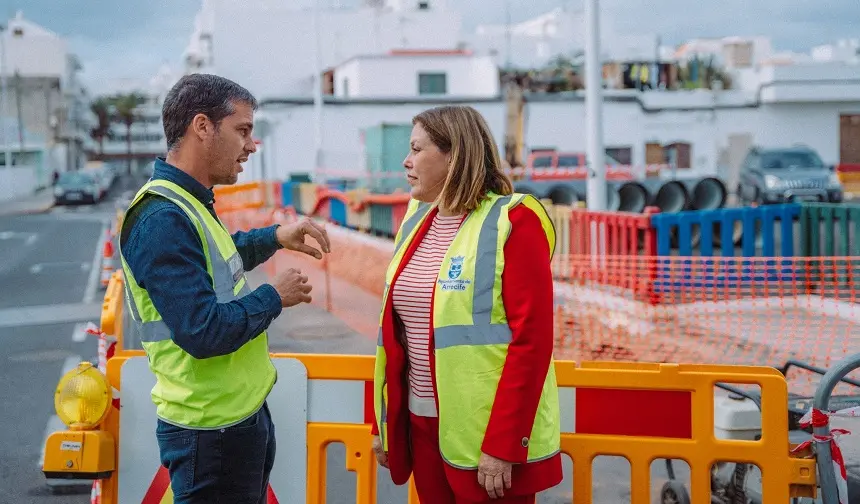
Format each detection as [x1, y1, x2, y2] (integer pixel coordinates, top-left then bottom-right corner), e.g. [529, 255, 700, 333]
[100, 232, 115, 288]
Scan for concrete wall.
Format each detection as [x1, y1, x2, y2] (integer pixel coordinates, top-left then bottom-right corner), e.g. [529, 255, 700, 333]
[334, 55, 499, 98]
[257, 94, 860, 181]
[0, 76, 62, 146]
[0, 166, 38, 201]
[2, 22, 67, 79]
[204, 0, 462, 99]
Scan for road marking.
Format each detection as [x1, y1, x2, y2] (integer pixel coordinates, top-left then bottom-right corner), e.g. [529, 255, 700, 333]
[29, 262, 89, 274]
[83, 220, 109, 304]
[0, 230, 38, 244]
[72, 322, 88, 342]
[0, 302, 102, 329]
[62, 355, 81, 375]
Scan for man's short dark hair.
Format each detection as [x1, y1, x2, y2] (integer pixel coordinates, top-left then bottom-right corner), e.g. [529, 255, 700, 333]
[161, 73, 258, 151]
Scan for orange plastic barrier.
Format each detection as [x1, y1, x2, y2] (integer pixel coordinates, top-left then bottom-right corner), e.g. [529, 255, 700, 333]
[213, 181, 280, 213]
[99, 323, 816, 504]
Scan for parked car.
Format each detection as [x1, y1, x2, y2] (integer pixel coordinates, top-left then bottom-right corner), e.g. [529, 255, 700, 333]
[737, 146, 843, 204]
[54, 171, 103, 205]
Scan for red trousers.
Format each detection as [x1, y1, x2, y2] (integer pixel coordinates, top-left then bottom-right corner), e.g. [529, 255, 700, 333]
[409, 413, 536, 504]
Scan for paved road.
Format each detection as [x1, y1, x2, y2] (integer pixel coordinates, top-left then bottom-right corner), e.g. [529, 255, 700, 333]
[0, 175, 146, 504]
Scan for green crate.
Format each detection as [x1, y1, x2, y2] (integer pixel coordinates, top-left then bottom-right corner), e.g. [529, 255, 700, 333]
[369, 203, 393, 237]
[799, 202, 860, 299]
[363, 123, 412, 194]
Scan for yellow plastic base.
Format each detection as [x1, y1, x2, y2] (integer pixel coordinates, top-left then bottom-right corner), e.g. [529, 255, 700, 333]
[42, 429, 115, 480]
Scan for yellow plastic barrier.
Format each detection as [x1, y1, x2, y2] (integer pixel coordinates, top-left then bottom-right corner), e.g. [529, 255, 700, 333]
[298, 183, 320, 215]
[345, 189, 372, 232]
[548, 204, 572, 278]
[99, 270, 124, 338]
[55, 264, 818, 504]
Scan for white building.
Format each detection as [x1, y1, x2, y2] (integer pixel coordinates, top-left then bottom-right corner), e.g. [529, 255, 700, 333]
[252, 59, 860, 192]
[180, 0, 860, 198]
[0, 11, 90, 201]
[468, 6, 660, 69]
[333, 49, 499, 99]
[183, 0, 462, 99]
[96, 100, 167, 176]
[674, 37, 774, 69]
[811, 39, 860, 64]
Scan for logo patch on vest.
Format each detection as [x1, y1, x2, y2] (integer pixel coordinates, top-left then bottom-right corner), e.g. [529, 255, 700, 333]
[448, 255, 463, 279]
[438, 255, 471, 291]
[229, 254, 244, 283]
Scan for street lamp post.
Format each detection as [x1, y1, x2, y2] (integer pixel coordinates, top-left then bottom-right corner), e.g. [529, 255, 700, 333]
[0, 23, 12, 170]
[584, 0, 606, 210]
[312, 0, 324, 183]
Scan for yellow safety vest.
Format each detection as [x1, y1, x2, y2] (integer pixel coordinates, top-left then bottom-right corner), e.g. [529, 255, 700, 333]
[120, 179, 276, 429]
[374, 192, 561, 469]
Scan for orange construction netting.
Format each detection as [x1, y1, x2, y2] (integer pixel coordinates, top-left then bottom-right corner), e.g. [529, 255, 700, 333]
[552, 255, 860, 393]
[220, 208, 860, 396]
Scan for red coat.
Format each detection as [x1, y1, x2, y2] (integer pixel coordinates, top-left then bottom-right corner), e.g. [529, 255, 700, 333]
[372, 202, 563, 500]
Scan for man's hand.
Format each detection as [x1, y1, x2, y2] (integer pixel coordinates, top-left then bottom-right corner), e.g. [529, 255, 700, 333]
[271, 268, 313, 307]
[276, 218, 331, 259]
[372, 435, 389, 468]
[477, 452, 512, 499]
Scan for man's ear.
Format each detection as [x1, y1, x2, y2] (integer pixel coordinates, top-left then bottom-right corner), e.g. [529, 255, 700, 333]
[190, 113, 210, 141]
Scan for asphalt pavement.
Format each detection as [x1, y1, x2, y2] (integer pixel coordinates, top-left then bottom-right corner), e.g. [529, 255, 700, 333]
[0, 176, 144, 504]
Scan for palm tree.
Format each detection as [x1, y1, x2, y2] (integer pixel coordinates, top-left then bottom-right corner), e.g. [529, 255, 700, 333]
[111, 93, 146, 174]
[89, 97, 112, 158]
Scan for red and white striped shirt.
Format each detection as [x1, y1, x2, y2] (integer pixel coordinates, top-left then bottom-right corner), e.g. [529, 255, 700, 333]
[392, 212, 463, 417]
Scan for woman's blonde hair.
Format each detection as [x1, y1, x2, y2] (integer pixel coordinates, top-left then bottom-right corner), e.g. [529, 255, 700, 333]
[412, 105, 513, 214]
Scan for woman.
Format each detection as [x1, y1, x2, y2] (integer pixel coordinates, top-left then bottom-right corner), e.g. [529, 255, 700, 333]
[371, 105, 563, 504]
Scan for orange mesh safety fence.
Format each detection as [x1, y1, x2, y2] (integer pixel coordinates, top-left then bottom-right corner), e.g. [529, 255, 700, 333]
[553, 255, 860, 396]
[219, 208, 860, 396]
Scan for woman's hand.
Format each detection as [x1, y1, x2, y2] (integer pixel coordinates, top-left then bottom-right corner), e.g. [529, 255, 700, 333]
[477, 452, 512, 499]
[372, 435, 389, 468]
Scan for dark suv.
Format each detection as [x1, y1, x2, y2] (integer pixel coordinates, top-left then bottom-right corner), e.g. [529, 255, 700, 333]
[737, 146, 843, 204]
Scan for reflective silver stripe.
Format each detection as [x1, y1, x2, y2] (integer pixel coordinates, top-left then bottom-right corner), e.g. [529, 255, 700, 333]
[434, 196, 513, 349]
[140, 320, 172, 343]
[128, 185, 250, 344]
[147, 185, 244, 303]
[394, 202, 431, 254]
[434, 323, 511, 349]
[472, 196, 511, 325]
[122, 273, 142, 322]
[377, 327, 383, 347]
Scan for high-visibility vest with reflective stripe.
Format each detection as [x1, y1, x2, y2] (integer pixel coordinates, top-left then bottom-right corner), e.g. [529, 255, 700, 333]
[119, 179, 276, 429]
[374, 192, 561, 469]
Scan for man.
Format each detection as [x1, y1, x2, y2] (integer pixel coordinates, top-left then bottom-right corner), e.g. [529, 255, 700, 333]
[119, 73, 330, 503]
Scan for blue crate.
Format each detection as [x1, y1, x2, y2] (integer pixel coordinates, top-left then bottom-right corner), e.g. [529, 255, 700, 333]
[651, 204, 801, 294]
[281, 181, 294, 208]
[329, 196, 347, 227]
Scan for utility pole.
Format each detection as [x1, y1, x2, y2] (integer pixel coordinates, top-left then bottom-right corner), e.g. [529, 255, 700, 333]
[312, 0, 324, 183]
[584, 0, 606, 210]
[505, 0, 512, 70]
[0, 24, 11, 170]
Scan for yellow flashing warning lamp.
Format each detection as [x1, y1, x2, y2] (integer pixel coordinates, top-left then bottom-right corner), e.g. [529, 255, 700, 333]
[55, 361, 111, 429]
[42, 362, 116, 480]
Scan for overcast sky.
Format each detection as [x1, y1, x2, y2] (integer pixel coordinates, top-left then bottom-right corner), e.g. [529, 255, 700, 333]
[2, 0, 857, 94]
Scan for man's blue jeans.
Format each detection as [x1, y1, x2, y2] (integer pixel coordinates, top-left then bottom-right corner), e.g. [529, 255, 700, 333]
[156, 402, 276, 504]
